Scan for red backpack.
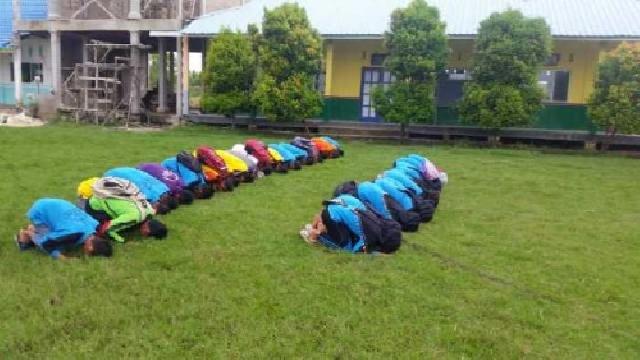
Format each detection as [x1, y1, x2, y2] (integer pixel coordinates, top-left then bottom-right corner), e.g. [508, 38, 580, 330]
[196, 146, 230, 178]
[245, 139, 273, 168]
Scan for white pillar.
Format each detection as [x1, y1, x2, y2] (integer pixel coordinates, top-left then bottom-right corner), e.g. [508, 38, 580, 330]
[130, 31, 141, 114]
[50, 30, 61, 107]
[175, 37, 183, 116]
[48, 0, 61, 20]
[82, 36, 90, 111]
[128, 0, 141, 19]
[182, 36, 190, 115]
[12, 0, 20, 21]
[158, 38, 167, 113]
[13, 35, 22, 106]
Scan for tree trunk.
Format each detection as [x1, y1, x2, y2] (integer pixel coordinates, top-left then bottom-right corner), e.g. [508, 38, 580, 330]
[400, 122, 407, 144]
[601, 126, 616, 151]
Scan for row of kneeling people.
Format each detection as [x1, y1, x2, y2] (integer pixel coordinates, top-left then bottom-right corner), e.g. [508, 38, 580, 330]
[301, 154, 448, 254]
[15, 137, 344, 260]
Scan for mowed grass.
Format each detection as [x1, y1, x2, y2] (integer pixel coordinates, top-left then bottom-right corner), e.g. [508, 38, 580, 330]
[0, 124, 639, 359]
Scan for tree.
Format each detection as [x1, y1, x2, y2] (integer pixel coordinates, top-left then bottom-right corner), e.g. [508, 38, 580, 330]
[588, 42, 640, 140]
[459, 9, 551, 129]
[201, 29, 257, 117]
[372, 0, 448, 137]
[253, 3, 323, 122]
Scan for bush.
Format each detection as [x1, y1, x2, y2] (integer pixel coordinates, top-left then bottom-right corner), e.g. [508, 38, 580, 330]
[254, 3, 323, 122]
[201, 29, 256, 117]
[459, 10, 551, 129]
[252, 74, 322, 122]
[588, 43, 640, 136]
[373, 0, 447, 126]
[373, 82, 436, 124]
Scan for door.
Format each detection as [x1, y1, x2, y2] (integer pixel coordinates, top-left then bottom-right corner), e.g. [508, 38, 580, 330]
[360, 67, 394, 122]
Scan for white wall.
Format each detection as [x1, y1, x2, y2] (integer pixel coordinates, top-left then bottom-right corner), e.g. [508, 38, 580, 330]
[20, 37, 53, 87]
[0, 37, 52, 86]
[0, 53, 12, 83]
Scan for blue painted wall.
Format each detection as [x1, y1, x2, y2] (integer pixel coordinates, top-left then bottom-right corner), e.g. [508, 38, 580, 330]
[21, 0, 47, 20]
[0, 0, 12, 48]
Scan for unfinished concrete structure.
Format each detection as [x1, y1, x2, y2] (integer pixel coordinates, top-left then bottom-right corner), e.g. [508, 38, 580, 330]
[8, 0, 240, 123]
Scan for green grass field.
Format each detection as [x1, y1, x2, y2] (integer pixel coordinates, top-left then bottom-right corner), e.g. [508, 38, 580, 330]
[0, 124, 639, 358]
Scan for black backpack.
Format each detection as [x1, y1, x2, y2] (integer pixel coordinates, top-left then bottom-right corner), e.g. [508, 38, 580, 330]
[356, 208, 402, 254]
[385, 195, 420, 232]
[177, 151, 202, 173]
[404, 190, 435, 223]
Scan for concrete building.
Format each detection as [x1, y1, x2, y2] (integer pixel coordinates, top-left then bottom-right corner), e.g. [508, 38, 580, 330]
[1, 0, 242, 122]
[183, 0, 640, 130]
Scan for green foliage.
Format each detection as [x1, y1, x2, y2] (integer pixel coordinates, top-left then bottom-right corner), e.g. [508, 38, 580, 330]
[459, 10, 551, 128]
[588, 42, 640, 135]
[459, 83, 544, 128]
[254, 3, 323, 122]
[202, 29, 257, 117]
[372, 82, 436, 123]
[2, 125, 640, 358]
[374, 0, 447, 124]
[257, 3, 322, 82]
[252, 73, 322, 122]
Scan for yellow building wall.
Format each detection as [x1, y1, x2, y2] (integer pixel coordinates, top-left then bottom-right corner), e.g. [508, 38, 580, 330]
[325, 38, 626, 104]
[325, 39, 386, 98]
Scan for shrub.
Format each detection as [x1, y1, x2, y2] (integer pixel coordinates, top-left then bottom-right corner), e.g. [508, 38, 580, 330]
[459, 9, 551, 129]
[588, 42, 640, 136]
[201, 29, 256, 117]
[373, 0, 447, 128]
[253, 3, 323, 122]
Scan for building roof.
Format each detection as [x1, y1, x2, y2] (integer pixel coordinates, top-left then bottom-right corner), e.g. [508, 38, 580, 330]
[181, 0, 640, 39]
[0, 0, 13, 48]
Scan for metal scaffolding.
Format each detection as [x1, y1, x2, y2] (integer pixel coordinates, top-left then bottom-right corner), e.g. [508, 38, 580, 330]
[62, 40, 151, 125]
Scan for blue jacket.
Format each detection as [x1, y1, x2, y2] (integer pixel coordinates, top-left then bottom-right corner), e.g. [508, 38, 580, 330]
[357, 182, 392, 220]
[161, 157, 205, 188]
[281, 143, 308, 160]
[395, 162, 423, 181]
[27, 199, 98, 259]
[375, 177, 414, 211]
[104, 167, 170, 203]
[269, 144, 296, 163]
[321, 195, 366, 253]
[384, 169, 423, 195]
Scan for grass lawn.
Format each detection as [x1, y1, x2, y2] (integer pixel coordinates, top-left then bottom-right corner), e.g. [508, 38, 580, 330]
[0, 124, 639, 358]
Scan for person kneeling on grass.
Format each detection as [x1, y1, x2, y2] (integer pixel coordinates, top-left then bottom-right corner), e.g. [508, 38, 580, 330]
[104, 167, 176, 214]
[216, 148, 255, 183]
[15, 198, 112, 260]
[300, 195, 401, 254]
[334, 180, 421, 232]
[79, 177, 168, 243]
[376, 176, 434, 224]
[269, 143, 301, 170]
[162, 152, 215, 200]
[138, 163, 195, 205]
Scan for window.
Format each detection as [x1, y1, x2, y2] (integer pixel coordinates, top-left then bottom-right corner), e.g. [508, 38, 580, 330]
[437, 68, 471, 106]
[9, 62, 44, 82]
[538, 70, 570, 102]
[371, 53, 388, 67]
[360, 67, 394, 121]
[313, 72, 326, 94]
[38, 46, 44, 58]
[545, 53, 561, 66]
